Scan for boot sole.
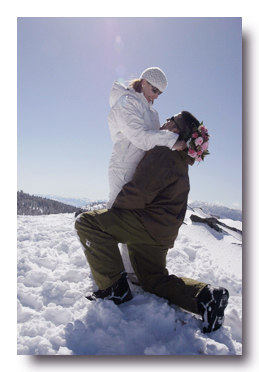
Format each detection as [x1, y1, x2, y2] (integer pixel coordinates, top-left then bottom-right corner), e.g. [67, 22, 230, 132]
[203, 288, 229, 333]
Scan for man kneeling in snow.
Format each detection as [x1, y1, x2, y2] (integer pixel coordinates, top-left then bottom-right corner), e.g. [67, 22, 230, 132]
[75, 111, 229, 333]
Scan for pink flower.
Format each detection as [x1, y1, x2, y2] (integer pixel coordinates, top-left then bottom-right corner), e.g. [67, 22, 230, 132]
[197, 150, 203, 156]
[195, 156, 203, 162]
[192, 132, 198, 138]
[194, 137, 203, 146]
[199, 125, 208, 133]
[188, 148, 197, 158]
[201, 141, 209, 151]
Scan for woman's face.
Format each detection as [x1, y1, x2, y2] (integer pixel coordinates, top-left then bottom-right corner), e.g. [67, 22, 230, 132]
[141, 79, 161, 103]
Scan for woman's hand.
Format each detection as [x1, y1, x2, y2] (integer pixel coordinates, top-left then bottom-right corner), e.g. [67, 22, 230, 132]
[172, 140, 187, 151]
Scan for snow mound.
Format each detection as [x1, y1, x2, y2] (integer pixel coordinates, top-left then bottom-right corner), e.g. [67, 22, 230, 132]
[188, 201, 242, 221]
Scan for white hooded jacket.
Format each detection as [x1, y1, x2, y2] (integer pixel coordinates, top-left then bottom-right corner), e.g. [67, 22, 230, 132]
[107, 81, 179, 208]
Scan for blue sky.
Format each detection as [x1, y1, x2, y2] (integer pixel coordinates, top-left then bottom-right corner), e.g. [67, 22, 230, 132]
[17, 17, 242, 209]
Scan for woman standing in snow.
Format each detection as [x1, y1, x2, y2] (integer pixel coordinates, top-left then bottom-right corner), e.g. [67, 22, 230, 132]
[106, 67, 185, 280]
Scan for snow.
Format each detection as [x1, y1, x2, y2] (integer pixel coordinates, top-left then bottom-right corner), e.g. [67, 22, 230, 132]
[188, 201, 242, 221]
[17, 208, 242, 356]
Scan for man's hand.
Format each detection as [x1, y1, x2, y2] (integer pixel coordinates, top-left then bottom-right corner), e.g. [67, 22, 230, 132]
[172, 140, 187, 151]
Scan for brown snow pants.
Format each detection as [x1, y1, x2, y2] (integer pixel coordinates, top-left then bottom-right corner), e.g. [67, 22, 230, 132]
[75, 208, 207, 315]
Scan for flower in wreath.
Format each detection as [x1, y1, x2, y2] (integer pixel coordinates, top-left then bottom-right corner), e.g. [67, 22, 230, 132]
[199, 125, 208, 133]
[188, 148, 197, 158]
[201, 141, 209, 152]
[194, 137, 203, 147]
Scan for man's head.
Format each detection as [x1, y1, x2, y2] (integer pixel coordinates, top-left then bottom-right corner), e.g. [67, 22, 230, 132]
[161, 111, 200, 141]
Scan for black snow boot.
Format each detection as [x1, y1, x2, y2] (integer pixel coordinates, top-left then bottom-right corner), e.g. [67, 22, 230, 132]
[197, 285, 229, 333]
[86, 273, 132, 305]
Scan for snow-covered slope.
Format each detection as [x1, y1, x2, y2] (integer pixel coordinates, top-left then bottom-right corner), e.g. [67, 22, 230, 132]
[188, 201, 242, 221]
[17, 207, 242, 355]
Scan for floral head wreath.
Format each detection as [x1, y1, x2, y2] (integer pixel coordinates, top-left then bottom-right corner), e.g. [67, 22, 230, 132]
[184, 122, 210, 162]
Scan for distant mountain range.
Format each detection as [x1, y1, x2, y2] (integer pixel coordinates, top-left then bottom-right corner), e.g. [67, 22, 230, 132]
[17, 191, 83, 216]
[35, 194, 242, 221]
[35, 194, 107, 208]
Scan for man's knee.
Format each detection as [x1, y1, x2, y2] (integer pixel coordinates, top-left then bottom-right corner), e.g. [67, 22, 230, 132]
[74, 212, 94, 242]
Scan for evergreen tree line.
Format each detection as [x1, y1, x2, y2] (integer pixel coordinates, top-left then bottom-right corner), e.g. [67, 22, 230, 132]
[17, 191, 83, 216]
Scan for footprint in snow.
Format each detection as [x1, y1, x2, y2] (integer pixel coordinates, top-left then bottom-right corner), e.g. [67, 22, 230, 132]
[182, 247, 197, 261]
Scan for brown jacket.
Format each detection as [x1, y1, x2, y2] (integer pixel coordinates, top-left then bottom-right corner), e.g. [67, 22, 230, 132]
[112, 146, 193, 247]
